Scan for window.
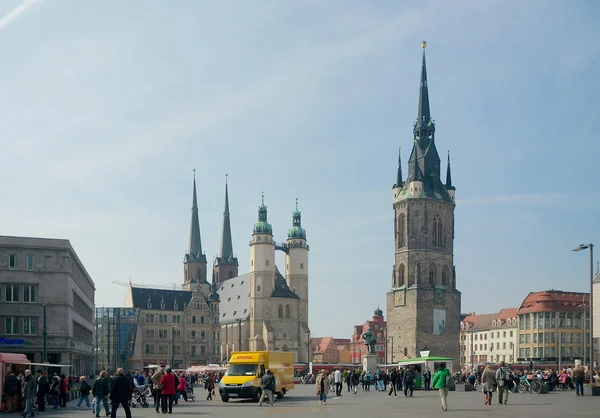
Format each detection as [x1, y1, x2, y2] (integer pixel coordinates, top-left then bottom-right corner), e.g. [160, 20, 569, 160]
[191, 330, 196, 339]
[160, 303, 165, 310]
[432, 215, 443, 247]
[23, 285, 36, 303]
[158, 329, 168, 339]
[441, 265, 449, 286]
[158, 345, 168, 355]
[519, 334, 524, 344]
[5, 317, 18, 334]
[519, 348, 525, 357]
[503, 331, 506, 338]
[145, 329, 155, 338]
[285, 304, 291, 318]
[200, 346, 206, 356]
[147, 302, 152, 309]
[191, 346, 197, 356]
[533, 333, 537, 343]
[200, 316, 205, 324]
[510, 331, 513, 337]
[200, 331, 206, 340]
[192, 316, 196, 324]
[397, 214, 405, 248]
[525, 315, 531, 330]
[278, 305, 283, 318]
[399, 264, 405, 287]
[194, 300, 202, 310]
[9, 255, 15, 270]
[5, 285, 19, 302]
[27, 255, 34, 270]
[174, 345, 181, 355]
[145, 344, 155, 354]
[502, 342, 506, 349]
[525, 334, 531, 343]
[519, 315, 525, 329]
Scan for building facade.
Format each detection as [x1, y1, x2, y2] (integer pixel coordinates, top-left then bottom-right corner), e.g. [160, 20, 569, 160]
[517, 290, 590, 363]
[94, 307, 140, 373]
[311, 337, 351, 364]
[460, 309, 518, 370]
[386, 42, 461, 364]
[0, 236, 95, 375]
[349, 308, 387, 365]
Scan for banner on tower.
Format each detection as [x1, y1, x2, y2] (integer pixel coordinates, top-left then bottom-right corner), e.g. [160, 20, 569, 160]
[433, 309, 446, 336]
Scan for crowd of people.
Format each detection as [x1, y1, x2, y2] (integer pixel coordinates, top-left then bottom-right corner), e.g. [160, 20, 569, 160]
[2, 367, 223, 417]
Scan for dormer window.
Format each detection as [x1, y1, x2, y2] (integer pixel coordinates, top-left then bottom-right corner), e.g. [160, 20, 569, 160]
[174, 303, 178, 310]
[147, 303, 152, 309]
[160, 303, 165, 310]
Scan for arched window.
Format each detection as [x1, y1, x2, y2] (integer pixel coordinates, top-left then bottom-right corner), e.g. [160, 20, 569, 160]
[442, 265, 449, 286]
[192, 316, 196, 324]
[429, 264, 436, 285]
[285, 305, 290, 318]
[408, 263, 418, 287]
[411, 210, 420, 234]
[433, 215, 443, 247]
[399, 264, 405, 287]
[397, 214, 406, 248]
[278, 305, 283, 318]
[200, 316, 205, 324]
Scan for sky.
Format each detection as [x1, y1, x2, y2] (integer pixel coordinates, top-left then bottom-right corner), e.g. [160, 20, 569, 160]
[0, 0, 599, 339]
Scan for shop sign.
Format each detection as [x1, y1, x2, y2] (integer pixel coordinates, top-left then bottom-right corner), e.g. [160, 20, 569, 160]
[0, 337, 32, 346]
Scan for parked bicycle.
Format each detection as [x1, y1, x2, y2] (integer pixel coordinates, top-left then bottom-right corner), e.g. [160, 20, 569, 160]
[518, 375, 542, 394]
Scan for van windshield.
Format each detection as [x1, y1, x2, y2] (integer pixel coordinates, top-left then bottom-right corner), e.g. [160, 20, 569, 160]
[226, 364, 257, 377]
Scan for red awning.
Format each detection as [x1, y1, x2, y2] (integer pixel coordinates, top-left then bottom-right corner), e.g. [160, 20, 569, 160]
[0, 353, 30, 364]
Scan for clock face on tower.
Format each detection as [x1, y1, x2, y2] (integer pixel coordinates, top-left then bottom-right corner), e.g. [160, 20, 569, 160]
[394, 290, 405, 307]
[434, 288, 445, 305]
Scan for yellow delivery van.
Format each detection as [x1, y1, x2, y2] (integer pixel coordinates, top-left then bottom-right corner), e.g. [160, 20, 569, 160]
[219, 351, 294, 402]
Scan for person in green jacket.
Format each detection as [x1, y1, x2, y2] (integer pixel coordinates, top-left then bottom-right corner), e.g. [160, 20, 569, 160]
[431, 365, 451, 412]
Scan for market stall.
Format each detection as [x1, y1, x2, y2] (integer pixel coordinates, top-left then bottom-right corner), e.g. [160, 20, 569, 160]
[396, 356, 454, 389]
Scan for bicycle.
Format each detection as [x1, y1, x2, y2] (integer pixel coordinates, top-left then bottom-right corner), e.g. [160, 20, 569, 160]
[517, 376, 542, 394]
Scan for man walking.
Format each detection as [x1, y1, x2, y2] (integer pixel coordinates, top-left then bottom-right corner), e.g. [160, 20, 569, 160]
[387, 369, 398, 398]
[22, 370, 37, 418]
[572, 365, 585, 396]
[334, 368, 343, 396]
[495, 361, 512, 405]
[432, 364, 451, 412]
[258, 369, 275, 407]
[92, 370, 111, 417]
[35, 370, 49, 413]
[151, 365, 166, 411]
[402, 367, 415, 397]
[109, 368, 132, 418]
[423, 367, 432, 391]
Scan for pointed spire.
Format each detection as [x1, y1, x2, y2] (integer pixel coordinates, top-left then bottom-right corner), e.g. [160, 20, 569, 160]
[445, 151, 454, 189]
[417, 41, 431, 125]
[394, 147, 403, 188]
[219, 174, 234, 261]
[188, 169, 203, 257]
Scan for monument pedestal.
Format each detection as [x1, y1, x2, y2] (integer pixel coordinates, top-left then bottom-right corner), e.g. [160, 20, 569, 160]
[362, 353, 378, 373]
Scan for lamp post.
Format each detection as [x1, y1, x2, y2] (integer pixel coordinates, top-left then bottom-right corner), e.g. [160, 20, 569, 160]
[387, 336, 394, 366]
[171, 326, 179, 369]
[573, 243, 594, 388]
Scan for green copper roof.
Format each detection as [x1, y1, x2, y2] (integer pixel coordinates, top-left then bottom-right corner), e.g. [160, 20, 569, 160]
[287, 200, 306, 240]
[252, 194, 272, 236]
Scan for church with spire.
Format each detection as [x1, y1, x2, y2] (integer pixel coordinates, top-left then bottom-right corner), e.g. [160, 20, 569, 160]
[386, 42, 461, 364]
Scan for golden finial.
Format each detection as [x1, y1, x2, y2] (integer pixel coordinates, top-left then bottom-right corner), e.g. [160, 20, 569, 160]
[421, 40, 427, 49]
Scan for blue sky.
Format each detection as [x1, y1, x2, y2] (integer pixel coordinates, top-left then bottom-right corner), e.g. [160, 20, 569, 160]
[1, 0, 599, 338]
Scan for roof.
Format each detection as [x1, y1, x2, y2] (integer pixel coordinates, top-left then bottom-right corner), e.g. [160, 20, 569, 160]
[461, 308, 519, 331]
[461, 313, 496, 331]
[517, 290, 589, 314]
[217, 273, 250, 323]
[130, 287, 193, 312]
[272, 267, 299, 299]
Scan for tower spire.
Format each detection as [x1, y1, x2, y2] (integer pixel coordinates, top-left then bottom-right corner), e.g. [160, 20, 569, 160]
[219, 174, 234, 261]
[445, 151, 454, 189]
[417, 41, 431, 125]
[395, 147, 403, 188]
[188, 169, 203, 257]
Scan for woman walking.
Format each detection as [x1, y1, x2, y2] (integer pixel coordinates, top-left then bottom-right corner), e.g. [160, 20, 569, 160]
[75, 376, 91, 409]
[205, 375, 214, 401]
[159, 368, 176, 414]
[177, 374, 188, 402]
[481, 366, 496, 405]
[315, 370, 330, 405]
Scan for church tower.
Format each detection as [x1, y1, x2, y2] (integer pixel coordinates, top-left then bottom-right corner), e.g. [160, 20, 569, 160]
[214, 175, 239, 283]
[183, 171, 208, 291]
[248, 194, 275, 351]
[386, 42, 461, 364]
[285, 199, 310, 363]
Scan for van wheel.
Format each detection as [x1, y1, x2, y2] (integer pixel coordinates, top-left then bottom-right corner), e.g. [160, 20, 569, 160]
[220, 396, 229, 402]
[253, 389, 262, 402]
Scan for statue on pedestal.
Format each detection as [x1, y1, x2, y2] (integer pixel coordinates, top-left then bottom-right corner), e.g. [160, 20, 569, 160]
[362, 328, 377, 354]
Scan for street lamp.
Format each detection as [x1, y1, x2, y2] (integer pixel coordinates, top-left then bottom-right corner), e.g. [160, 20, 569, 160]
[171, 326, 179, 369]
[573, 243, 594, 388]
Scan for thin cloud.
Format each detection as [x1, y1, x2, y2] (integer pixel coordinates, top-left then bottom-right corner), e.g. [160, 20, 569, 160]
[460, 193, 600, 208]
[0, 0, 43, 32]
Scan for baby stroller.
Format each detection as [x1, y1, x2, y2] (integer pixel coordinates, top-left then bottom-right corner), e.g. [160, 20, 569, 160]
[186, 382, 195, 401]
[130, 385, 151, 408]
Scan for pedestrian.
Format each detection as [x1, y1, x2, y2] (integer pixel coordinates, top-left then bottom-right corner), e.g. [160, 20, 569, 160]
[316, 369, 330, 405]
[92, 370, 111, 417]
[402, 366, 415, 397]
[59, 374, 68, 407]
[387, 368, 398, 398]
[572, 365, 585, 396]
[75, 376, 92, 409]
[151, 366, 166, 412]
[159, 368, 176, 414]
[22, 370, 37, 418]
[177, 373, 188, 402]
[481, 366, 496, 405]
[35, 370, 49, 413]
[50, 375, 60, 409]
[258, 369, 275, 407]
[495, 361, 512, 405]
[334, 368, 343, 396]
[205, 375, 214, 401]
[345, 370, 352, 393]
[351, 371, 359, 394]
[109, 368, 132, 418]
[423, 367, 432, 391]
[432, 364, 451, 412]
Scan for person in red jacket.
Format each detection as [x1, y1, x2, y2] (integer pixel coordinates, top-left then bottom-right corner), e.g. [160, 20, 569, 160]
[159, 368, 176, 414]
[59, 375, 69, 407]
[177, 374, 188, 402]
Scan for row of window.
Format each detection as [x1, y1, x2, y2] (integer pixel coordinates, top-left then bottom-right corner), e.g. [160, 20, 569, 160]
[395, 213, 448, 249]
[519, 312, 589, 330]
[393, 263, 453, 288]
[463, 355, 514, 364]
[519, 331, 588, 344]
[144, 313, 211, 324]
[462, 330, 514, 341]
[277, 304, 292, 319]
[519, 346, 582, 358]
[1, 284, 37, 303]
[143, 344, 220, 356]
[5, 254, 35, 270]
[4, 317, 37, 335]
[462, 342, 515, 352]
[143, 329, 220, 340]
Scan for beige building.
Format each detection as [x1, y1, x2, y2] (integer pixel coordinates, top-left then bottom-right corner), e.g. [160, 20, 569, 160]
[594, 272, 600, 367]
[0, 236, 95, 376]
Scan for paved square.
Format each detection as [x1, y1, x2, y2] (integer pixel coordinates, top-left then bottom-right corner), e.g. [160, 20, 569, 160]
[38, 385, 598, 418]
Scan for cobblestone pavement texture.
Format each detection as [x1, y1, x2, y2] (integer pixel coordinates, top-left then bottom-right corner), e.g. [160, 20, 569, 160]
[31, 384, 598, 418]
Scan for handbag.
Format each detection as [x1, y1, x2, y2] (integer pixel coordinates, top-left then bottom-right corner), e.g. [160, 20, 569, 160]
[316, 387, 321, 395]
